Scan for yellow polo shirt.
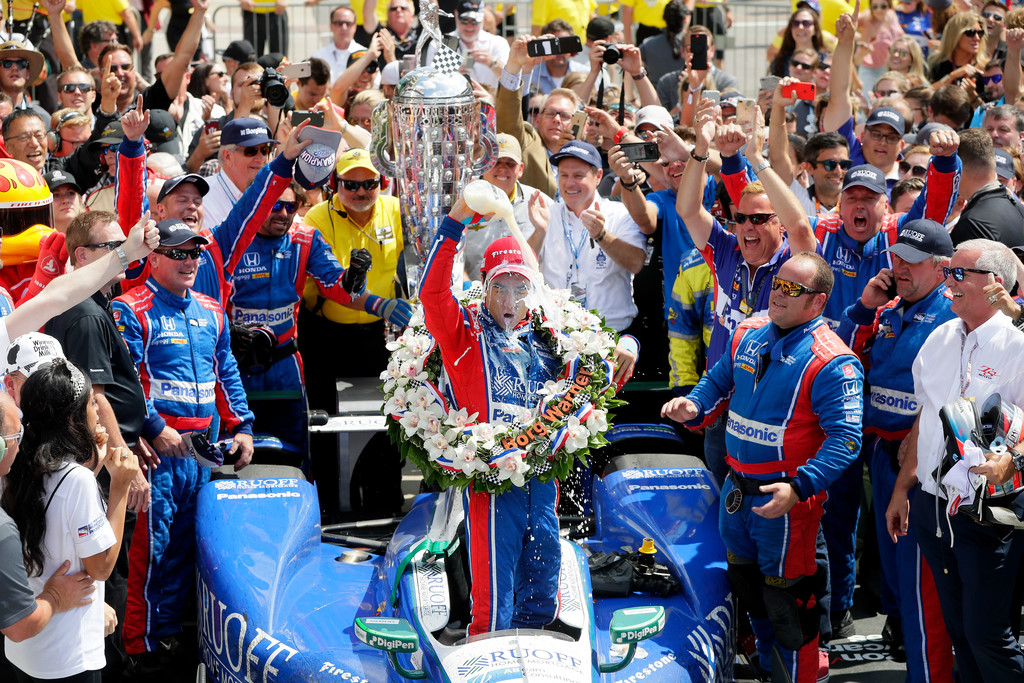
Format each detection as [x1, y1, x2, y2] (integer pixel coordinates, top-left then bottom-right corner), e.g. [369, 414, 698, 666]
[302, 193, 404, 325]
[532, 0, 596, 39]
[621, 0, 670, 29]
[81, 0, 129, 24]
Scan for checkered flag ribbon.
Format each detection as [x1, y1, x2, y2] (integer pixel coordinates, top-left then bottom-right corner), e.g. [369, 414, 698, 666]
[431, 43, 463, 75]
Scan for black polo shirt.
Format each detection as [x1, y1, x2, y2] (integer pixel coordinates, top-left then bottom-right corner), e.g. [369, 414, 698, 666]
[45, 290, 147, 446]
[951, 182, 1024, 249]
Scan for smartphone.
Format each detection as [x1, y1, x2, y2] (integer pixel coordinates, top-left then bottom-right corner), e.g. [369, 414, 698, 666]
[203, 120, 221, 135]
[704, 90, 721, 104]
[280, 61, 311, 79]
[619, 141, 660, 163]
[760, 76, 781, 94]
[442, 35, 460, 52]
[689, 33, 709, 71]
[735, 98, 756, 136]
[885, 278, 898, 300]
[527, 35, 583, 58]
[291, 110, 325, 128]
[782, 81, 817, 100]
[570, 110, 588, 140]
[461, 55, 476, 73]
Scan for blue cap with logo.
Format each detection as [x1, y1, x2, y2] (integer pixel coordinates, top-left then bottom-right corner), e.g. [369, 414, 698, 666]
[221, 117, 278, 147]
[886, 219, 953, 263]
[156, 219, 210, 247]
[294, 126, 343, 190]
[550, 141, 602, 169]
[995, 148, 1015, 180]
[865, 106, 906, 135]
[842, 164, 887, 194]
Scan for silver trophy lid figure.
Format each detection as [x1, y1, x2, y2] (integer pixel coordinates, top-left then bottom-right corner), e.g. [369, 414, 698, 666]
[370, 0, 497, 295]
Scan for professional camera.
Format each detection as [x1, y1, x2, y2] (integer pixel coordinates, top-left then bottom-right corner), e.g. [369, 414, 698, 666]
[258, 67, 293, 109]
[602, 43, 625, 65]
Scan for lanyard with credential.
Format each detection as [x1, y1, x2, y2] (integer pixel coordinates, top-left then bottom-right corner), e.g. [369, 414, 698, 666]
[733, 262, 769, 317]
[959, 331, 979, 398]
[562, 209, 589, 283]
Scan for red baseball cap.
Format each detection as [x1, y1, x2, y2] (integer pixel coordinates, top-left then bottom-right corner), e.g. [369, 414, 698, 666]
[480, 236, 536, 284]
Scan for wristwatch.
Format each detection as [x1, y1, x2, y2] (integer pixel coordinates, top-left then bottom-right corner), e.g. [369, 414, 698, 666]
[1012, 447, 1024, 473]
[632, 67, 648, 81]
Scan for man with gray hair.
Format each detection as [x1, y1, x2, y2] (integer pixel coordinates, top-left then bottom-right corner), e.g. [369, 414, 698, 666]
[887, 238, 1024, 683]
[201, 117, 278, 231]
[982, 104, 1024, 153]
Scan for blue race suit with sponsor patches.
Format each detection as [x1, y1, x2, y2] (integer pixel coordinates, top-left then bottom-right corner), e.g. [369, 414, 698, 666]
[226, 226, 355, 455]
[420, 216, 563, 636]
[112, 280, 254, 655]
[685, 316, 863, 683]
[836, 286, 957, 682]
[719, 150, 960, 613]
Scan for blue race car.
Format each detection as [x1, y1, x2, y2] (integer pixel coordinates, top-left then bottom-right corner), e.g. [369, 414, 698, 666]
[195, 430, 734, 682]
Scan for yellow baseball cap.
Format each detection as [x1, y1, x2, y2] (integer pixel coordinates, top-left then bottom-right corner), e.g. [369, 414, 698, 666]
[336, 148, 379, 177]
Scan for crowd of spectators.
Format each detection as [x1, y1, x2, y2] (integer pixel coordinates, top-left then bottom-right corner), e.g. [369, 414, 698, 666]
[2, 0, 1024, 681]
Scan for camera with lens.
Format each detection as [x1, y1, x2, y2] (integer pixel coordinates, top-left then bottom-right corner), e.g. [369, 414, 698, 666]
[258, 67, 293, 109]
[602, 43, 625, 65]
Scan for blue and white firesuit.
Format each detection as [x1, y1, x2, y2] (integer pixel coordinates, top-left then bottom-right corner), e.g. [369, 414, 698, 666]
[112, 280, 254, 654]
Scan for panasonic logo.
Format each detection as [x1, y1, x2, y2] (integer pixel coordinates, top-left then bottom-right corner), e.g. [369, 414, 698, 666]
[869, 387, 918, 416]
[727, 415, 783, 445]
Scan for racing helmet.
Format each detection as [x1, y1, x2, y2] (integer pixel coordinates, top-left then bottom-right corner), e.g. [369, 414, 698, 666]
[939, 394, 1024, 503]
[0, 159, 53, 266]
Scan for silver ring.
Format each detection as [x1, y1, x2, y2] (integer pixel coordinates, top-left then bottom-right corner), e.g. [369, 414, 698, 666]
[989, 294, 999, 303]
[120, 453, 129, 459]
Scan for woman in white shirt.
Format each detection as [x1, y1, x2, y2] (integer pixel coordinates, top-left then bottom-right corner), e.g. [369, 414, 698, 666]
[0, 359, 138, 682]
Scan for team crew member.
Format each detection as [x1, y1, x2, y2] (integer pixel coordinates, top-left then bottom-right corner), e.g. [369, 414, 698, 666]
[228, 183, 370, 462]
[114, 220, 255, 679]
[719, 126, 960, 628]
[887, 239, 1024, 683]
[835, 220, 956, 681]
[420, 203, 564, 636]
[663, 252, 864, 683]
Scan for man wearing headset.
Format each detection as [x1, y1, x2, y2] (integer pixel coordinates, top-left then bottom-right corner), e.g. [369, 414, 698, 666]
[299, 148, 411, 514]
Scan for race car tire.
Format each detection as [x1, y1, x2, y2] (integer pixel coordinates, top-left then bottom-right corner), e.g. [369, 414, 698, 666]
[209, 464, 307, 482]
[196, 663, 207, 683]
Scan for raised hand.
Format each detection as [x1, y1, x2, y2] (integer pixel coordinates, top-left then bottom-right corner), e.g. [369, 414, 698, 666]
[120, 94, 150, 142]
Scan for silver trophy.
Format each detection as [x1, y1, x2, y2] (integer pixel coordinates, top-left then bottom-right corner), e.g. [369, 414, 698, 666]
[370, 0, 497, 294]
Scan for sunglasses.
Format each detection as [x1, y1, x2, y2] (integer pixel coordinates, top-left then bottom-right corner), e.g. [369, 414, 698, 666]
[108, 62, 134, 73]
[84, 239, 126, 251]
[365, 61, 380, 74]
[789, 59, 815, 70]
[943, 266, 993, 281]
[812, 158, 852, 172]
[272, 200, 299, 213]
[984, 73, 1003, 85]
[458, 15, 481, 25]
[734, 212, 777, 225]
[59, 83, 94, 93]
[791, 18, 814, 28]
[240, 144, 274, 157]
[870, 3, 889, 9]
[817, 63, 831, 71]
[156, 247, 204, 261]
[210, 70, 227, 78]
[772, 276, 822, 296]
[0, 59, 29, 70]
[874, 89, 900, 98]
[889, 48, 910, 58]
[962, 29, 984, 38]
[982, 11, 1004, 21]
[899, 161, 927, 177]
[340, 178, 380, 191]
[101, 144, 120, 155]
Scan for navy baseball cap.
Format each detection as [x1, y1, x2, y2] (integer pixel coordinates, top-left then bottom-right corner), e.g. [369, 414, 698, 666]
[842, 164, 887, 194]
[221, 39, 256, 63]
[155, 219, 210, 247]
[865, 107, 906, 136]
[157, 173, 210, 203]
[221, 118, 278, 148]
[886, 219, 953, 263]
[550, 141, 602, 169]
[995, 148, 1015, 180]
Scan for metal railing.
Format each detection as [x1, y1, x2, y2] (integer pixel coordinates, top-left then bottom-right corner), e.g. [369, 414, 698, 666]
[203, 0, 790, 99]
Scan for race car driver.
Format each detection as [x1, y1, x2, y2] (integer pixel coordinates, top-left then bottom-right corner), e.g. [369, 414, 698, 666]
[113, 219, 255, 679]
[227, 182, 371, 464]
[0, 158, 59, 302]
[420, 202, 563, 636]
[663, 252, 864, 683]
